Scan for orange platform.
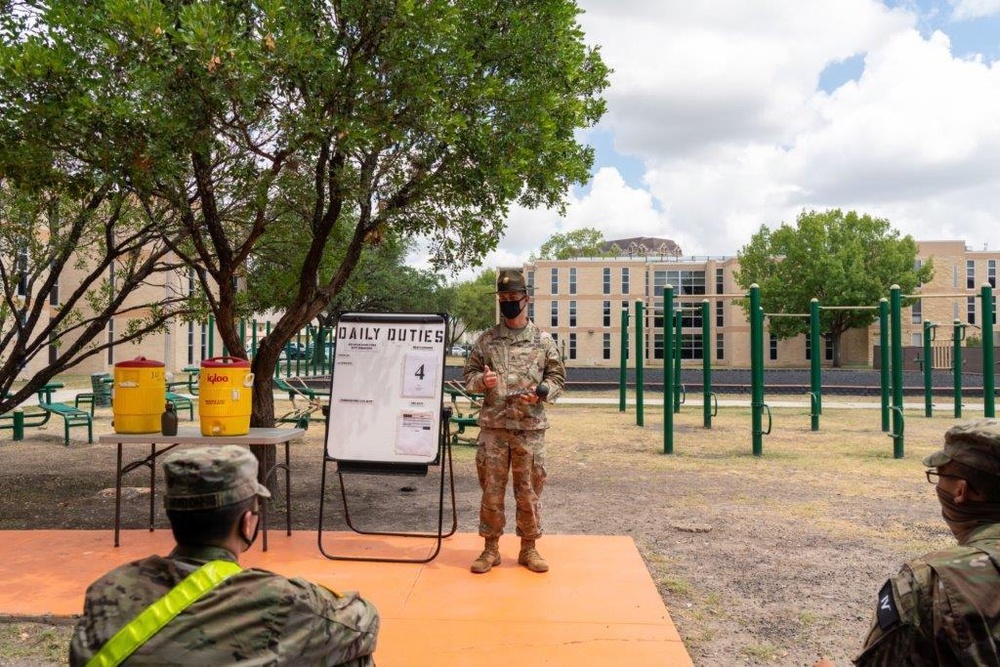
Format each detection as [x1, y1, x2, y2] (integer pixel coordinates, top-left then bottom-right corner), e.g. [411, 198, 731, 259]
[0, 530, 691, 666]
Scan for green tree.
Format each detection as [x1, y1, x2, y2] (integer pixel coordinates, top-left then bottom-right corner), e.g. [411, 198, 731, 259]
[535, 227, 606, 260]
[451, 269, 497, 340]
[735, 209, 933, 367]
[1, 0, 609, 442]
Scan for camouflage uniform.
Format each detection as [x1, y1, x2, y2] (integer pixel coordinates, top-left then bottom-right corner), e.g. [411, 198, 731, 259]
[69, 545, 379, 666]
[69, 445, 379, 666]
[854, 523, 1000, 665]
[854, 420, 1000, 665]
[464, 319, 565, 540]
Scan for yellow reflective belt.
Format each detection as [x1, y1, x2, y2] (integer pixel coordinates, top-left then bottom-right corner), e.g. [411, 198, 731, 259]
[85, 560, 242, 667]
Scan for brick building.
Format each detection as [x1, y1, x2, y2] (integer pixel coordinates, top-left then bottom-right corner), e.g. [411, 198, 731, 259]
[522, 238, 999, 368]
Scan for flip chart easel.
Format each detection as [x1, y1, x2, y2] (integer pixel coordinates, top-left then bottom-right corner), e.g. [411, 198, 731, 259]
[318, 312, 457, 563]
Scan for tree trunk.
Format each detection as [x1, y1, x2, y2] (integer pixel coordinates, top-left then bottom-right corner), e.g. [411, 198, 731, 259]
[250, 359, 278, 492]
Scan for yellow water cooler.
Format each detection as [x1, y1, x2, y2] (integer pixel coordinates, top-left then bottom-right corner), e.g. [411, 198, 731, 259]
[199, 356, 254, 436]
[113, 357, 166, 434]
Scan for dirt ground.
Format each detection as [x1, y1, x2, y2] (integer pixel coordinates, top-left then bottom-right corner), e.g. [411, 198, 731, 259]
[0, 394, 967, 666]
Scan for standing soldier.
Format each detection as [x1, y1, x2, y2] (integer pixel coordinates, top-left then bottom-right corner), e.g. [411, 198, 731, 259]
[463, 268, 566, 574]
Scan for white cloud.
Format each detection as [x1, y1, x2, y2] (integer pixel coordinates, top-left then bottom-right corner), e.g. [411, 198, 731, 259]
[950, 0, 1000, 20]
[420, 1, 1000, 275]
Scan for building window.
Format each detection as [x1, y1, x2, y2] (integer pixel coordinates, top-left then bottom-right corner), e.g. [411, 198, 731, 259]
[550, 268, 559, 295]
[990, 260, 997, 288]
[550, 301, 558, 328]
[621, 267, 630, 295]
[16, 246, 28, 297]
[603, 332, 612, 360]
[187, 322, 196, 365]
[911, 332, 922, 347]
[528, 301, 535, 321]
[680, 334, 703, 360]
[569, 300, 577, 327]
[603, 267, 611, 295]
[603, 301, 611, 327]
[953, 263, 958, 289]
[654, 269, 706, 297]
[716, 332, 724, 360]
[569, 333, 577, 360]
[716, 300, 724, 327]
[967, 260, 976, 289]
[527, 270, 534, 290]
[680, 304, 703, 329]
[715, 267, 724, 294]
[911, 299, 922, 324]
[968, 297, 976, 325]
[652, 332, 664, 360]
[769, 333, 778, 361]
[914, 259, 923, 286]
[569, 268, 577, 295]
[825, 336, 834, 361]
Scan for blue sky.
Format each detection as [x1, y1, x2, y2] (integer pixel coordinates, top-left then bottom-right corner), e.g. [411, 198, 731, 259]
[424, 0, 1000, 277]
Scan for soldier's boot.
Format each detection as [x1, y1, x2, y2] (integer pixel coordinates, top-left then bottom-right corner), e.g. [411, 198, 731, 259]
[517, 538, 549, 573]
[470, 538, 501, 574]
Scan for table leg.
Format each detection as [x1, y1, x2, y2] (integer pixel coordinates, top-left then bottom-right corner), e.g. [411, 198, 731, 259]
[149, 443, 156, 532]
[284, 439, 291, 536]
[115, 443, 122, 547]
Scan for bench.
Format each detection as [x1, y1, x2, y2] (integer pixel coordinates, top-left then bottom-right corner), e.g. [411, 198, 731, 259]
[74, 373, 113, 416]
[166, 391, 194, 420]
[37, 402, 93, 445]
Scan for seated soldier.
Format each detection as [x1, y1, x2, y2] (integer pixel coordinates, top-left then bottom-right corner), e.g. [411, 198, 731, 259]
[70, 445, 379, 666]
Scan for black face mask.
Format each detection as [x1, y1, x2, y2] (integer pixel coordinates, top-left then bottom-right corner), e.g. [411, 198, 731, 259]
[499, 297, 526, 320]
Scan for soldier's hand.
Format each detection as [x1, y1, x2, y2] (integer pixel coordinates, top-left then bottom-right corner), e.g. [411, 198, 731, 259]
[517, 387, 539, 404]
[482, 364, 498, 389]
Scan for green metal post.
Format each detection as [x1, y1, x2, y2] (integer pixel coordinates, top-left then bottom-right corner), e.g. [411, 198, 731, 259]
[635, 300, 644, 427]
[702, 300, 712, 429]
[983, 284, 996, 418]
[750, 284, 763, 457]
[619, 307, 629, 413]
[663, 286, 674, 454]
[879, 299, 890, 432]
[809, 298, 821, 431]
[923, 320, 935, 417]
[673, 307, 682, 413]
[890, 285, 904, 458]
[12, 409, 24, 441]
[954, 320, 964, 419]
[239, 318, 246, 355]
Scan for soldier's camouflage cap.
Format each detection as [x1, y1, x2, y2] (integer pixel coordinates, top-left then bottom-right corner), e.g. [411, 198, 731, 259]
[923, 419, 1000, 476]
[162, 445, 270, 511]
[495, 269, 531, 294]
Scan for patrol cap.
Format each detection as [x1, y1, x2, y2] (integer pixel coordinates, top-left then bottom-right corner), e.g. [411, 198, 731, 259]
[495, 269, 531, 294]
[923, 419, 1000, 477]
[162, 445, 270, 511]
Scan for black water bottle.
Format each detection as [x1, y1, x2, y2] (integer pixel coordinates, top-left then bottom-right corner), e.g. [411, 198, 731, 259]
[161, 402, 178, 436]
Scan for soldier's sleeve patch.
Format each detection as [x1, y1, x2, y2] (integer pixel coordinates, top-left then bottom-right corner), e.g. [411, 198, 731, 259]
[876, 579, 900, 630]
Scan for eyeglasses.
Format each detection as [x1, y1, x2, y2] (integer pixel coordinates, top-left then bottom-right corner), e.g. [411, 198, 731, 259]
[925, 470, 964, 484]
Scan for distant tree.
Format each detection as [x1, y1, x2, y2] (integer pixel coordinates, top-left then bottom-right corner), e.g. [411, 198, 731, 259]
[535, 227, 606, 260]
[451, 270, 497, 340]
[735, 209, 933, 367]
